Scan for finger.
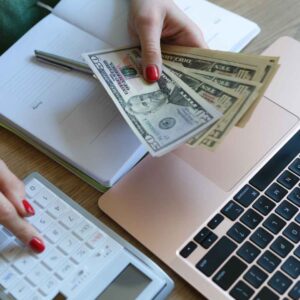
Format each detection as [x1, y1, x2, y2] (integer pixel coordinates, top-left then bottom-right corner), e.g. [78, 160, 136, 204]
[135, 14, 163, 82]
[0, 160, 34, 217]
[0, 192, 45, 253]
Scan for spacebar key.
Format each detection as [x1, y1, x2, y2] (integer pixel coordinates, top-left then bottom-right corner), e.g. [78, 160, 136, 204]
[196, 236, 237, 276]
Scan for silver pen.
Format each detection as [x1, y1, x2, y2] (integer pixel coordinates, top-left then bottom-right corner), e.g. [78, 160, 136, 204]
[34, 50, 94, 76]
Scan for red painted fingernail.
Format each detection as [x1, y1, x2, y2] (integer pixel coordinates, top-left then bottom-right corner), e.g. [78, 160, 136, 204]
[145, 64, 159, 82]
[22, 199, 35, 216]
[29, 237, 45, 253]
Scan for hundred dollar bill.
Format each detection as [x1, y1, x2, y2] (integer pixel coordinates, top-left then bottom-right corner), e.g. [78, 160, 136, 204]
[83, 47, 221, 157]
[164, 63, 244, 145]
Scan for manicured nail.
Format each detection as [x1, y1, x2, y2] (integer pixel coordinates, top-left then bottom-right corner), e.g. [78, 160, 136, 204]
[22, 199, 35, 216]
[29, 237, 45, 253]
[145, 64, 159, 82]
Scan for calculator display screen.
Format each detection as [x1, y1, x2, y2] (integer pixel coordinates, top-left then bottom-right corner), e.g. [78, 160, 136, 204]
[97, 264, 151, 300]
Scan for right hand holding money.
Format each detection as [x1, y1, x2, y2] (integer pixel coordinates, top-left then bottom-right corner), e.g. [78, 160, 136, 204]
[83, 46, 279, 155]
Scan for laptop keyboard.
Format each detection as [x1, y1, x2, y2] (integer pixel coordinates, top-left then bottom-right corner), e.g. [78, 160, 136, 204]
[179, 131, 300, 300]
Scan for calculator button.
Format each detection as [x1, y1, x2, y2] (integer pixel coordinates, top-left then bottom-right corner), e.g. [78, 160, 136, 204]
[71, 244, 92, 264]
[0, 267, 20, 289]
[55, 260, 76, 280]
[57, 235, 80, 255]
[46, 199, 68, 218]
[1, 241, 22, 262]
[0, 231, 9, 251]
[0, 257, 8, 275]
[43, 248, 65, 270]
[31, 213, 53, 233]
[59, 210, 81, 229]
[9, 279, 33, 300]
[86, 231, 104, 249]
[73, 220, 96, 240]
[13, 250, 38, 274]
[34, 188, 57, 209]
[38, 275, 60, 297]
[44, 223, 67, 244]
[25, 179, 44, 198]
[26, 263, 50, 286]
[234, 184, 259, 207]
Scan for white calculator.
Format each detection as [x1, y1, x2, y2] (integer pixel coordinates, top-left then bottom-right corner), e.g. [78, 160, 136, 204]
[0, 173, 174, 300]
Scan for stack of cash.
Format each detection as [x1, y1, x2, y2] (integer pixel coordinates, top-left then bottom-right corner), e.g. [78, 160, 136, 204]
[83, 46, 279, 157]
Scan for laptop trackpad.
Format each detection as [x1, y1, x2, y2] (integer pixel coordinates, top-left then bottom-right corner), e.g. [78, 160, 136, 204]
[173, 97, 298, 192]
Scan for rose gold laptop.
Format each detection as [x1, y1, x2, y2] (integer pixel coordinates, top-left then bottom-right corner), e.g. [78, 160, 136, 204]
[99, 37, 300, 300]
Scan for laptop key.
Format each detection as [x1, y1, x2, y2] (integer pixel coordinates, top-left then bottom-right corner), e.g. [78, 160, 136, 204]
[295, 245, 300, 258]
[221, 201, 244, 221]
[265, 182, 288, 202]
[275, 200, 298, 220]
[179, 241, 197, 258]
[194, 227, 210, 244]
[287, 187, 300, 206]
[237, 241, 261, 263]
[283, 222, 300, 243]
[257, 250, 281, 273]
[270, 236, 294, 258]
[263, 213, 286, 234]
[207, 213, 224, 230]
[200, 232, 218, 249]
[250, 227, 273, 249]
[212, 256, 247, 290]
[227, 222, 250, 243]
[230, 281, 254, 300]
[289, 281, 300, 300]
[234, 185, 259, 207]
[296, 213, 300, 224]
[268, 270, 292, 295]
[240, 208, 263, 229]
[277, 170, 299, 189]
[289, 157, 300, 176]
[244, 265, 268, 289]
[281, 256, 300, 279]
[253, 286, 279, 300]
[253, 195, 275, 216]
[196, 236, 237, 276]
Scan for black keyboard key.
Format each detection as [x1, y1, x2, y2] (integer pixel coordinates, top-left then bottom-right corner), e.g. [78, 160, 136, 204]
[207, 213, 224, 230]
[201, 232, 218, 249]
[270, 236, 294, 258]
[281, 256, 300, 279]
[289, 281, 300, 300]
[240, 208, 263, 229]
[250, 227, 273, 249]
[196, 236, 237, 276]
[257, 250, 281, 273]
[268, 271, 292, 295]
[295, 245, 300, 258]
[289, 157, 300, 176]
[288, 187, 300, 206]
[221, 201, 244, 221]
[180, 241, 197, 258]
[277, 170, 299, 189]
[230, 281, 254, 300]
[263, 213, 286, 234]
[227, 222, 250, 243]
[283, 222, 300, 243]
[253, 195, 275, 216]
[244, 265, 268, 288]
[237, 241, 261, 263]
[194, 227, 210, 244]
[275, 200, 298, 220]
[234, 185, 259, 207]
[253, 286, 279, 300]
[265, 183, 288, 202]
[296, 213, 300, 224]
[250, 132, 300, 191]
[213, 256, 247, 290]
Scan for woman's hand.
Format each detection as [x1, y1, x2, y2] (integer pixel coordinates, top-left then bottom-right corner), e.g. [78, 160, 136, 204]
[0, 160, 45, 253]
[129, 0, 207, 82]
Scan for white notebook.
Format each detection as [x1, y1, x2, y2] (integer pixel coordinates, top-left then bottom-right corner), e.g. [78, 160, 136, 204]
[0, 0, 260, 191]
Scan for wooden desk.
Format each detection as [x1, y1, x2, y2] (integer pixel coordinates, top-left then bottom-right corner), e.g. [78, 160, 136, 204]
[1, 0, 300, 299]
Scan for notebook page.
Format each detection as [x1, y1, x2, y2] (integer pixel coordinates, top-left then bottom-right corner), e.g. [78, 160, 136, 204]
[52, 0, 260, 51]
[0, 14, 145, 186]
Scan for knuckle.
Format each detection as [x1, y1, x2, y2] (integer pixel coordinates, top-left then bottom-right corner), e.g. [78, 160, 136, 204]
[135, 13, 160, 28]
[0, 201, 15, 221]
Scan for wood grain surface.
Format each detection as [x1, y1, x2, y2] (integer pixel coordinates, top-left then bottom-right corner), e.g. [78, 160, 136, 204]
[1, 1, 299, 299]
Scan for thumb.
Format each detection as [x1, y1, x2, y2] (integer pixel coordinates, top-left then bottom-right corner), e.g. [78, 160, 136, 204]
[137, 18, 163, 82]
